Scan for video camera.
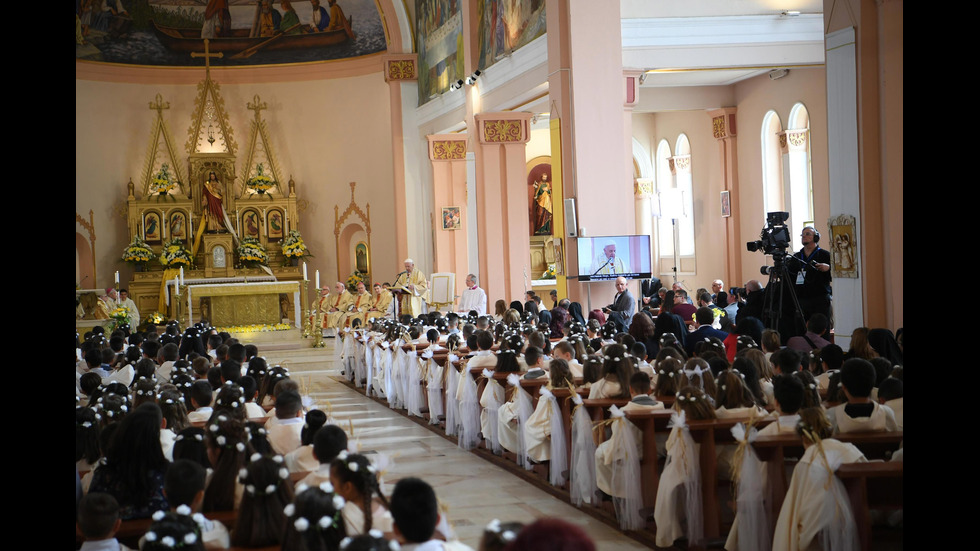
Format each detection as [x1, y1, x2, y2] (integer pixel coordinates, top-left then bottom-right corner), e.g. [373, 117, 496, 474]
[746, 211, 792, 255]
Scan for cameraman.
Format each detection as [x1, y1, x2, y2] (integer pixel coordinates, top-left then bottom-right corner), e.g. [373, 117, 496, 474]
[788, 226, 832, 322]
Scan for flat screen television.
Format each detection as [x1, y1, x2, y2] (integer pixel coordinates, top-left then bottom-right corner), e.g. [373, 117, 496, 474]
[574, 235, 652, 281]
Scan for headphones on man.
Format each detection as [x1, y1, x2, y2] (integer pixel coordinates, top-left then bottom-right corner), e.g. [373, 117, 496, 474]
[803, 226, 820, 243]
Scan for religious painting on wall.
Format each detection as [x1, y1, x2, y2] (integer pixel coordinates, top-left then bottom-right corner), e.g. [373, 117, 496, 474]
[416, 0, 463, 105]
[242, 209, 261, 239]
[169, 211, 188, 240]
[355, 241, 369, 275]
[720, 191, 731, 218]
[526, 157, 553, 236]
[75, 1, 387, 67]
[144, 212, 162, 243]
[477, 0, 546, 71]
[829, 214, 858, 278]
[268, 209, 285, 241]
[442, 207, 461, 230]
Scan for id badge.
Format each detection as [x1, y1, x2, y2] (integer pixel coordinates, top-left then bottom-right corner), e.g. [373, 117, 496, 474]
[796, 271, 805, 285]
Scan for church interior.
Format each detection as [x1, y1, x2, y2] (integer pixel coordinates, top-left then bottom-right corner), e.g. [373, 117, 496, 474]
[76, 0, 903, 548]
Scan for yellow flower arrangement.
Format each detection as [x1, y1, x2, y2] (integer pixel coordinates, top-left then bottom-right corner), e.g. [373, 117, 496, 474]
[160, 238, 193, 267]
[346, 271, 365, 293]
[237, 237, 268, 267]
[246, 163, 276, 194]
[541, 264, 557, 280]
[281, 230, 311, 262]
[121, 235, 157, 266]
[149, 163, 178, 196]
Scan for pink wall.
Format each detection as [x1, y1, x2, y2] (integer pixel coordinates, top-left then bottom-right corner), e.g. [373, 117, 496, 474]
[75, 72, 397, 291]
[734, 67, 829, 287]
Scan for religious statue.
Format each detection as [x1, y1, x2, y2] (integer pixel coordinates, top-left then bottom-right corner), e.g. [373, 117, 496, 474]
[532, 172, 553, 235]
[202, 171, 230, 233]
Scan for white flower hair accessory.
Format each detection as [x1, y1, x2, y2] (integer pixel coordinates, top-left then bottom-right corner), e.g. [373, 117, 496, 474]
[340, 537, 353, 549]
[250, 453, 263, 462]
[175, 504, 192, 516]
[272, 455, 284, 464]
[152, 510, 166, 521]
[318, 481, 334, 493]
[236, 442, 246, 452]
[369, 529, 384, 538]
[279, 467, 289, 480]
[337, 450, 349, 461]
[348, 461, 359, 472]
[145, 531, 157, 542]
[486, 518, 502, 532]
[332, 494, 346, 510]
[238, 468, 249, 479]
[389, 541, 401, 551]
[161, 536, 175, 547]
[283, 504, 296, 517]
[216, 435, 227, 446]
[502, 530, 517, 542]
[294, 517, 310, 532]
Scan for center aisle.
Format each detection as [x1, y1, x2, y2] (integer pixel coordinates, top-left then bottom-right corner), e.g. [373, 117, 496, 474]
[267, 339, 649, 549]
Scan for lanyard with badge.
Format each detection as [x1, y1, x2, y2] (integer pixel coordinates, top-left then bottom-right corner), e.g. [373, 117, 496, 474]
[796, 248, 819, 285]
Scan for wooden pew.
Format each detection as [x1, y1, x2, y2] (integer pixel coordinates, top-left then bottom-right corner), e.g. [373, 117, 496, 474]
[838, 461, 903, 551]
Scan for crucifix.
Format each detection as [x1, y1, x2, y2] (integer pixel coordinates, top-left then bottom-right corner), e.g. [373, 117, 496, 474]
[190, 39, 224, 79]
[247, 94, 267, 121]
[148, 93, 169, 115]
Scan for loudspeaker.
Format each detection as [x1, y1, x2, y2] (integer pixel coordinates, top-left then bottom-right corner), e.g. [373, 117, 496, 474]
[564, 198, 578, 237]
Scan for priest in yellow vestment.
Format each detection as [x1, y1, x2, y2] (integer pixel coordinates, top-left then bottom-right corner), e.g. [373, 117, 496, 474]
[360, 282, 393, 323]
[322, 281, 353, 332]
[393, 259, 428, 317]
[342, 281, 373, 327]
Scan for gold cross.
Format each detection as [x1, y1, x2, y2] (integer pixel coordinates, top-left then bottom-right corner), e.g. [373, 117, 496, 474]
[190, 39, 224, 79]
[247, 95, 267, 121]
[148, 93, 169, 115]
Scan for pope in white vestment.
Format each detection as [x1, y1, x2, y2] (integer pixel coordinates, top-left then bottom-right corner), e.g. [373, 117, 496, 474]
[590, 243, 628, 276]
[393, 259, 428, 317]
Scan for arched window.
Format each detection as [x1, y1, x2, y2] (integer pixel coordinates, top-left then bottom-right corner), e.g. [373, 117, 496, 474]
[673, 134, 694, 257]
[655, 139, 674, 257]
[784, 103, 813, 250]
[761, 110, 784, 214]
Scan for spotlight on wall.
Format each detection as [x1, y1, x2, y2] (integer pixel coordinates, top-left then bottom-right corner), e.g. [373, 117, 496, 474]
[449, 79, 464, 91]
[465, 70, 482, 86]
[781, 10, 800, 16]
[768, 69, 790, 81]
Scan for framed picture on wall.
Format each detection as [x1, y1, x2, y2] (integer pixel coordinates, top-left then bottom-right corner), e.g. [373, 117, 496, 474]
[169, 211, 187, 240]
[442, 206, 461, 230]
[720, 190, 731, 218]
[241, 209, 260, 238]
[144, 212, 161, 243]
[355, 241, 370, 275]
[268, 209, 284, 241]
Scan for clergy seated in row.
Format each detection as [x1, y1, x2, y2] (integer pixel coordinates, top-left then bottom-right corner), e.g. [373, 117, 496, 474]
[341, 281, 373, 327]
[321, 281, 352, 331]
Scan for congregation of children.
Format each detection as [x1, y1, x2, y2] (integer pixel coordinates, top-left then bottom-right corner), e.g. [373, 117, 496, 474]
[79, 321, 569, 551]
[76, 279, 903, 550]
[336, 284, 903, 550]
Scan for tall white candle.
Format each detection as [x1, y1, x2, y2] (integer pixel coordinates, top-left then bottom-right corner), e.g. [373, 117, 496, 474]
[180, 266, 185, 285]
[315, 270, 320, 289]
[302, 262, 308, 280]
[115, 271, 120, 286]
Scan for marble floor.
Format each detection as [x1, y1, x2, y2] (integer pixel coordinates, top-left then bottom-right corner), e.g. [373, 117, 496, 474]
[261, 337, 650, 550]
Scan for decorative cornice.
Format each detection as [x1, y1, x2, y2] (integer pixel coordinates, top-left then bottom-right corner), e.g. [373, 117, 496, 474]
[708, 108, 738, 139]
[634, 178, 654, 198]
[382, 54, 418, 82]
[427, 134, 468, 161]
[474, 113, 533, 145]
[779, 129, 808, 153]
